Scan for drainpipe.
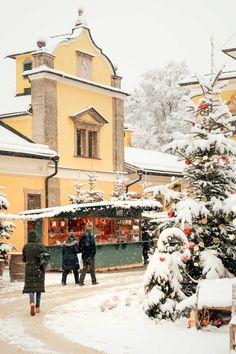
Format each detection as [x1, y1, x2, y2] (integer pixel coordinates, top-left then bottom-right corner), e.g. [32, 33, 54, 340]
[45, 155, 60, 208]
[126, 169, 143, 193]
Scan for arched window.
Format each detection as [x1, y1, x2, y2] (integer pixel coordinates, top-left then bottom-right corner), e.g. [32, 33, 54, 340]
[23, 59, 32, 72]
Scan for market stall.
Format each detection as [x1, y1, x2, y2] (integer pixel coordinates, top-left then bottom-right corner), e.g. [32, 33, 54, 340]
[21, 200, 161, 270]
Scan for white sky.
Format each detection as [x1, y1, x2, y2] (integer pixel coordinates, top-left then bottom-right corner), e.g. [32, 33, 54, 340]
[0, 0, 236, 94]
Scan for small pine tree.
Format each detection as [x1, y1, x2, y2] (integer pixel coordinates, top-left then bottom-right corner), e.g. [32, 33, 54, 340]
[110, 172, 138, 201]
[0, 187, 15, 254]
[68, 172, 104, 204]
[143, 227, 189, 320]
[67, 175, 87, 204]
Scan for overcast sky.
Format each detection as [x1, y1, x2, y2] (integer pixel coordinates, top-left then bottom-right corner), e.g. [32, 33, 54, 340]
[0, 0, 236, 94]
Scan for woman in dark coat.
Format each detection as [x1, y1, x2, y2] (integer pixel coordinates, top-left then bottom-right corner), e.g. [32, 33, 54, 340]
[22, 230, 46, 316]
[62, 234, 80, 285]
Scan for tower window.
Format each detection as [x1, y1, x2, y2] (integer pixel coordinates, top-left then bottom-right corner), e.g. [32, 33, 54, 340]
[23, 59, 32, 72]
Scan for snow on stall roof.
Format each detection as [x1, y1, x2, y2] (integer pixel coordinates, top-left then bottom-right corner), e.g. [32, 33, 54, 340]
[197, 278, 236, 309]
[125, 147, 184, 174]
[0, 124, 57, 158]
[0, 87, 31, 116]
[0, 200, 162, 221]
[222, 33, 236, 52]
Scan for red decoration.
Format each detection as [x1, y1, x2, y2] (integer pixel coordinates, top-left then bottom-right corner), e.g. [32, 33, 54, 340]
[159, 257, 165, 262]
[221, 156, 229, 164]
[183, 255, 190, 262]
[167, 210, 174, 218]
[188, 242, 195, 250]
[199, 102, 207, 110]
[185, 159, 191, 165]
[184, 226, 192, 235]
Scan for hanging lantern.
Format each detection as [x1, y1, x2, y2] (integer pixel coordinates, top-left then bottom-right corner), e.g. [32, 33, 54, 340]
[183, 226, 192, 235]
[159, 257, 165, 262]
[167, 210, 174, 218]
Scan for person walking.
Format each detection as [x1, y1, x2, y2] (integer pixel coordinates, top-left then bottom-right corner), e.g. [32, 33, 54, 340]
[22, 230, 46, 316]
[79, 222, 98, 286]
[62, 234, 80, 285]
[141, 227, 151, 265]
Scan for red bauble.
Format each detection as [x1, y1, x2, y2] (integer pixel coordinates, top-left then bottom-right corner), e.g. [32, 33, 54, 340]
[188, 242, 195, 250]
[184, 227, 192, 235]
[185, 159, 191, 165]
[159, 257, 165, 262]
[199, 102, 207, 110]
[167, 210, 174, 218]
[183, 255, 190, 262]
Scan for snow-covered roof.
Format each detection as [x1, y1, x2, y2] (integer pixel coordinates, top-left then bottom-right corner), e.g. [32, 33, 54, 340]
[221, 33, 236, 60]
[179, 70, 236, 87]
[0, 87, 31, 117]
[0, 122, 57, 159]
[23, 65, 128, 96]
[125, 147, 184, 176]
[197, 278, 236, 309]
[6, 29, 84, 59]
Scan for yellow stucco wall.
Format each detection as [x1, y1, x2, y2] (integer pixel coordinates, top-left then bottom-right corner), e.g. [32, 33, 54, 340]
[57, 81, 114, 171]
[124, 130, 133, 147]
[53, 30, 113, 86]
[0, 174, 45, 251]
[2, 116, 32, 139]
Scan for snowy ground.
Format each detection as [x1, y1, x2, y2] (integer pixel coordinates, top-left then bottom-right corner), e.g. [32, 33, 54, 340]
[0, 268, 232, 354]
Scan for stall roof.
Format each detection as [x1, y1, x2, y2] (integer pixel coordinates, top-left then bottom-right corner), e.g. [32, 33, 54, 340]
[0, 199, 162, 221]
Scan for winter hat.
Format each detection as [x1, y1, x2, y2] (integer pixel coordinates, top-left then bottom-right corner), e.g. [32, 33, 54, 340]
[68, 234, 76, 242]
[28, 230, 39, 243]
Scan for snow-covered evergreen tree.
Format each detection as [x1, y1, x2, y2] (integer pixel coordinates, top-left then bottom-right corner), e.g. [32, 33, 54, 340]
[68, 172, 104, 204]
[0, 187, 15, 254]
[160, 71, 236, 294]
[110, 172, 138, 201]
[143, 227, 189, 320]
[125, 61, 189, 150]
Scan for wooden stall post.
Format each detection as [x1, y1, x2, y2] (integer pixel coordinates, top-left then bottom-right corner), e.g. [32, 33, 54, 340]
[230, 284, 236, 350]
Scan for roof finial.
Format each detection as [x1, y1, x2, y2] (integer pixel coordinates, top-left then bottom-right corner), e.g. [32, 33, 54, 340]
[75, 7, 86, 27]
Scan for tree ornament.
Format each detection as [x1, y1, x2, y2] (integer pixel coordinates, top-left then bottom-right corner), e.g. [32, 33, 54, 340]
[185, 159, 191, 165]
[201, 218, 207, 225]
[159, 257, 165, 262]
[199, 241, 205, 248]
[167, 210, 174, 218]
[194, 262, 199, 267]
[199, 102, 207, 110]
[229, 234, 236, 240]
[188, 242, 195, 250]
[183, 226, 192, 235]
[233, 219, 236, 226]
[213, 237, 220, 244]
[182, 255, 190, 262]
[219, 224, 225, 230]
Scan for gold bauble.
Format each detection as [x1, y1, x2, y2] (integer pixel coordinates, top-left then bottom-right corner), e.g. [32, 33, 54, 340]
[199, 241, 205, 248]
[219, 224, 225, 229]
[213, 237, 220, 244]
[229, 234, 236, 240]
[201, 218, 208, 225]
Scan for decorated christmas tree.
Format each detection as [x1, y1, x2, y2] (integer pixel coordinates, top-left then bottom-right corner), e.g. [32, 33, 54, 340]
[67, 174, 87, 204]
[143, 227, 189, 320]
[158, 71, 236, 295]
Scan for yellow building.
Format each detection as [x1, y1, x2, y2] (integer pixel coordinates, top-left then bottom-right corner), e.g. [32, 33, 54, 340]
[0, 9, 128, 251]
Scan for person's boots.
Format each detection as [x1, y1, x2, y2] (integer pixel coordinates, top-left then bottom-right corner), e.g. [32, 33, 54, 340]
[62, 272, 67, 285]
[30, 303, 35, 316]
